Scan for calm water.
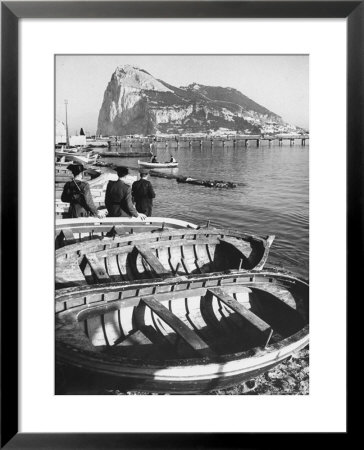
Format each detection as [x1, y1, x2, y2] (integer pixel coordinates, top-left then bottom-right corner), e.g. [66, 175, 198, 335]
[103, 143, 309, 278]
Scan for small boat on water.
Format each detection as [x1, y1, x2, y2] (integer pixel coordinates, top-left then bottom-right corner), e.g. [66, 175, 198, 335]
[138, 160, 179, 169]
[55, 217, 198, 249]
[55, 227, 275, 289]
[99, 152, 152, 158]
[55, 271, 309, 394]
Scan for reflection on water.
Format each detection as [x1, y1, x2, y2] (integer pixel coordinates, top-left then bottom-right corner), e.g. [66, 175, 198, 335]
[103, 143, 309, 278]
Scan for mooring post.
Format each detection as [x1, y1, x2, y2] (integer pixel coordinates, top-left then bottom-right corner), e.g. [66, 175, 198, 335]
[279, 138, 283, 146]
[245, 139, 248, 147]
[238, 259, 243, 270]
[256, 139, 260, 147]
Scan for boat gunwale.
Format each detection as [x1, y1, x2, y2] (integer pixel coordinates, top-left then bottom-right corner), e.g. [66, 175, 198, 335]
[56, 271, 309, 368]
[55, 269, 304, 304]
[55, 218, 199, 244]
[55, 217, 199, 231]
[56, 226, 274, 259]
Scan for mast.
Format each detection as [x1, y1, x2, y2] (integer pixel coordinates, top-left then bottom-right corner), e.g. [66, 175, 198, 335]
[65, 99, 69, 147]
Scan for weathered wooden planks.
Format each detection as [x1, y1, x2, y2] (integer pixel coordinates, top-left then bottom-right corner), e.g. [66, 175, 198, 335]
[207, 287, 273, 347]
[85, 254, 111, 283]
[135, 245, 172, 278]
[141, 296, 215, 357]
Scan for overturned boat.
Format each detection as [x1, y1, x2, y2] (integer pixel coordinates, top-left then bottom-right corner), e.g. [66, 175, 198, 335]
[56, 271, 309, 394]
[55, 228, 275, 288]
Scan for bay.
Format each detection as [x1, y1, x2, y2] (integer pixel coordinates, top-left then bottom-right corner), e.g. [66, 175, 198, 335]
[102, 142, 309, 278]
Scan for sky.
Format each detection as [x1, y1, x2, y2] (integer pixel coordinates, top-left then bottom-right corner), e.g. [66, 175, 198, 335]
[55, 55, 309, 134]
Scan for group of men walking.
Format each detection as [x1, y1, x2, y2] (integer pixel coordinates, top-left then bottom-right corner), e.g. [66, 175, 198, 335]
[61, 164, 155, 220]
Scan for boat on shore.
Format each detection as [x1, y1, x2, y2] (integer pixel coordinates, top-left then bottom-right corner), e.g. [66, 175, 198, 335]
[55, 217, 198, 249]
[55, 271, 309, 394]
[56, 150, 99, 165]
[55, 227, 275, 288]
[138, 160, 179, 169]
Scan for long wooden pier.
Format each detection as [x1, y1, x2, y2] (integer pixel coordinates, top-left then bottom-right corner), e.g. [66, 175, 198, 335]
[107, 134, 309, 149]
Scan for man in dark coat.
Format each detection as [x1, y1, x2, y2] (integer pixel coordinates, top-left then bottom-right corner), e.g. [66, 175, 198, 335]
[61, 164, 104, 218]
[105, 166, 146, 219]
[132, 168, 156, 217]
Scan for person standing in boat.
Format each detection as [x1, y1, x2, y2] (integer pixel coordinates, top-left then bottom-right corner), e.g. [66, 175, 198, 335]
[105, 166, 146, 220]
[132, 168, 156, 217]
[61, 164, 105, 219]
[150, 154, 158, 163]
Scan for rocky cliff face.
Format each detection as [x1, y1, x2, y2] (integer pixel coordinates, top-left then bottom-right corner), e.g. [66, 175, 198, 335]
[97, 65, 293, 136]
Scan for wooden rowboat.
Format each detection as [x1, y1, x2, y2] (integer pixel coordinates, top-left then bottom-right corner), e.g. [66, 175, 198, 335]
[55, 228, 275, 289]
[138, 160, 178, 169]
[56, 271, 309, 394]
[55, 217, 198, 249]
[56, 151, 99, 165]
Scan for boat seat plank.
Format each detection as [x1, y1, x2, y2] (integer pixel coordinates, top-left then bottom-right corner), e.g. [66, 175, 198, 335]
[55, 261, 86, 288]
[135, 245, 172, 277]
[208, 287, 273, 347]
[141, 296, 215, 357]
[85, 254, 111, 283]
[218, 237, 251, 262]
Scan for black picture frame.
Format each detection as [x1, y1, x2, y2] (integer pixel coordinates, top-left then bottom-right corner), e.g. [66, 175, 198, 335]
[1, 1, 357, 447]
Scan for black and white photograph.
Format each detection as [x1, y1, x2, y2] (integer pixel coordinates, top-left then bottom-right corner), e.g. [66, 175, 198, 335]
[55, 54, 309, 396]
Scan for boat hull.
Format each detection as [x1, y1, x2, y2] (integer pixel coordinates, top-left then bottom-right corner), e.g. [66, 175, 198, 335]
[56, 272, 309, 394]
[56, 151, 99, 165]
[57, 339, 307, 394]
[55, 227, 275, 288]
[138, 160, 178, 168]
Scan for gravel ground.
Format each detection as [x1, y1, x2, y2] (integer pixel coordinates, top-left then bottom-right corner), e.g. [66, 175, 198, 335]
[211, 347, 309, 395]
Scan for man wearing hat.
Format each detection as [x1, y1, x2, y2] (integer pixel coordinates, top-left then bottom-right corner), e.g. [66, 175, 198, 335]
[61, 164, 104, 218]
[132, 168, 156, 217]
[105, 166, 146, 219]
